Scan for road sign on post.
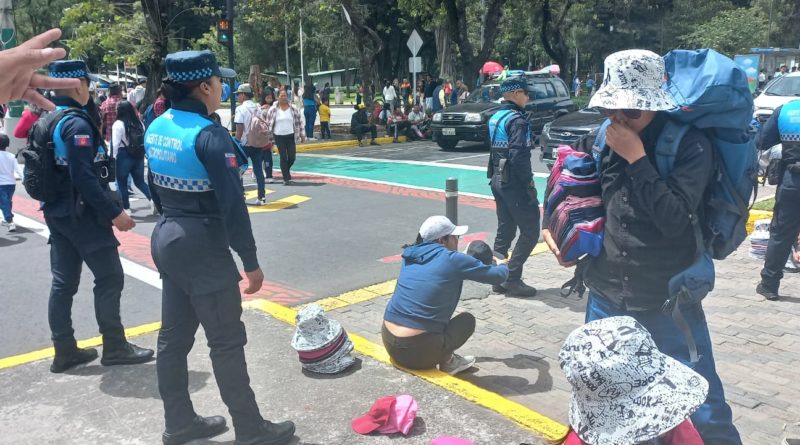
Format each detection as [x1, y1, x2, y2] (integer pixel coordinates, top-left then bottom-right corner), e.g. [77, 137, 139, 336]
[407, 30, 424, 105]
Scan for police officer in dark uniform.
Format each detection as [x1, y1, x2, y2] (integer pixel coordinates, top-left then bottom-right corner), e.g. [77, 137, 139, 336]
[42, 60, 154, 373]
[756, 99, 800, 301]
[147, 51, 295, 445]
[486, 77, 539, 297]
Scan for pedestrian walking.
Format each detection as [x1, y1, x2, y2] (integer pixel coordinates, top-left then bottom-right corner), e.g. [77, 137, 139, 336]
[424, 74, 436, 112]
[382, 216, 508, 375]
[487, 78, 540, 297]
[234, 83, 268, 204]
[259, 89, 276, 183]
[111, 100, 156, 215]
[100, 84, 123, 141]
[383, 80, 398, 113]
[0, 133, 22, 232]
[756, 99, 800, 301]
[319, 99, 331, 140]
[128, 78, 146, 109]
[146, 50, 296, 445]
[264, 88, 306, 185]
[302, 83, 317, 140]
[350, 103, 378, 146]
[585, 74, 595, 96]
[543, 49, 743, 444]
[39, 60, 153, 374]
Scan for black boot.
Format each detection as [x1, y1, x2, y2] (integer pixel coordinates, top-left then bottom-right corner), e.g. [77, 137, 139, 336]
[163, 415, 227, 445]
[495, 280, 537, 297]
[101, 341, 154, 366]
[234, 420, 296, 445]
[756, 282, 780, 301]
[50, 347, 98, 373]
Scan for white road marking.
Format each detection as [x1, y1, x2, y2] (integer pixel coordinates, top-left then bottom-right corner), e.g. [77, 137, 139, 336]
[13, 214, 163, 290]
[433, 153, 489, 163]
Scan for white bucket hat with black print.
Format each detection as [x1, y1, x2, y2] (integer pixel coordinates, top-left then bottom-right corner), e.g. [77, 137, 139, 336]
[559, 316, 709, 445]
[588, 49, 678, 112]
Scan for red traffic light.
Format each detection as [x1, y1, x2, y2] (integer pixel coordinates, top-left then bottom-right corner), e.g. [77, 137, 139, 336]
[217, 19, 230, 31]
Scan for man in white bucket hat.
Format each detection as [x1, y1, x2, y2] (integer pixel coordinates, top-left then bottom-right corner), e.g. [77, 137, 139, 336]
[542, 49, 741, 444]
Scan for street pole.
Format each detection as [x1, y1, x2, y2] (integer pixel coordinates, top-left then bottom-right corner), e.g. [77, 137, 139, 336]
[767, 0, 774, 48]
[226, 0, 236, 132]
[284, 23, 290, 88]
[299, 19, 304, 85]
[480, 0, 485, 51]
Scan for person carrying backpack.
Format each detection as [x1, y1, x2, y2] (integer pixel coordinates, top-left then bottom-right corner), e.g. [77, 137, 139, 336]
[112, 100, 155, 215]
[543, 49, 749, 445]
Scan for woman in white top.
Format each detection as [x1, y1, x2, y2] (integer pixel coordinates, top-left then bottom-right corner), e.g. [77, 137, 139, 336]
[264, 88, 306, 185]
[112, 100, 155, 215]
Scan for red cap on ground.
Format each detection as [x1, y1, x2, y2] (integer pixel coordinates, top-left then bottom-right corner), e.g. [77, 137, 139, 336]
[351, 396, 396, 435]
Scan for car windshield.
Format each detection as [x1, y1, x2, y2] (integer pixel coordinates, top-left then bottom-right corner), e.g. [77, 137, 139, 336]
[764, 76, 800, 96]
[465, 85, 503, 103]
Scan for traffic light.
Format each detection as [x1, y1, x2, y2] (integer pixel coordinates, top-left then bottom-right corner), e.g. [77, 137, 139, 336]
[217, 18, 231, 45]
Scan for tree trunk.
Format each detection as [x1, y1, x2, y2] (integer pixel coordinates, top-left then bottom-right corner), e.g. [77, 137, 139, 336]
[341, 0, 383, 109]
[249, 65, 262, 99]
[539, 0, 573, 82]
[140, 0, 170, 104]
[443, 0, 507, 88]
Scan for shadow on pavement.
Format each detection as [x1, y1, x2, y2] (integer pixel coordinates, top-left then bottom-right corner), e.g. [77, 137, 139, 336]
[66, 362, 211, 400]
[467, 354, 554, 396]
[519, 287, 587, 313]
[0, 232, 28, 247]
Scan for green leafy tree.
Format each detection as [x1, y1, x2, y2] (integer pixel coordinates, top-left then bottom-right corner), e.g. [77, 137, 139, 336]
[683, 7, 768, 56]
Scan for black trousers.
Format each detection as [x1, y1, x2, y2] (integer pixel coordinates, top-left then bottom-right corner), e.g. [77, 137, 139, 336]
[46, 215, 126, 351]
[491, 186, 540, 282]
[320, 122, 331, 139]
[153, 218, 263, 436]
[381, 312, 475, 369]
[274, 134, 296, 181]
[352, 124, 377, 141]
[761, 170, 800, 290]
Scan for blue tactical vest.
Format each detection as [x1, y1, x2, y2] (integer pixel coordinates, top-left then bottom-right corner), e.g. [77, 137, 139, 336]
[146, 109, 215, 192]
[52, 106, 105, 166]
[778, 100, 800, 143]
[487, 108, 532, 150]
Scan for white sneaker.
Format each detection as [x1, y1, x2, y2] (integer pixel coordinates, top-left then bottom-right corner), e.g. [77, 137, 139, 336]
[266, 178, 276, 184]
[1, 219, 7, 227]
[258, 197, 268, 206]
[439, 353, 475, 375]
[7, 222, 16, 232]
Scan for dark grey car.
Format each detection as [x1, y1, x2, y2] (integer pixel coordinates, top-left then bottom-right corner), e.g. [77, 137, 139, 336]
[539, 107, 606, 169]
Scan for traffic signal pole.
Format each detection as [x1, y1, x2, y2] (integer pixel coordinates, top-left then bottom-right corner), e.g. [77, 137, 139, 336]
[226, 0, 236, 132]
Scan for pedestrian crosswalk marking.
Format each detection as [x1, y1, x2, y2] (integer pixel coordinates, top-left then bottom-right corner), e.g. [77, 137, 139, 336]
[244, 190, 311, 214]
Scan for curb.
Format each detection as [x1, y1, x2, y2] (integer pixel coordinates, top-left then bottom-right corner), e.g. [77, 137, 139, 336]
[747, 209, 773, 234]
[295, 136, 407, 153]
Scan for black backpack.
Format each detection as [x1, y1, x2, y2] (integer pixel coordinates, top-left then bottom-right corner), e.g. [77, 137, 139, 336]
[122, 122, 146, 157]
[21, 108, 83, 202]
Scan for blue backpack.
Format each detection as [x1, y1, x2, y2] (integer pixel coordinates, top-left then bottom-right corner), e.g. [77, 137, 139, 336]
[595, 49, 758, 361]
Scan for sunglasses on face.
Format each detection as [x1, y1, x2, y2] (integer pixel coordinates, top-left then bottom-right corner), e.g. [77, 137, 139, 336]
[598, 108, 642, 119]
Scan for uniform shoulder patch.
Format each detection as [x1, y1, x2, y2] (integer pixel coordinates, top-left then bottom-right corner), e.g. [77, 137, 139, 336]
[74, 135, 92, 147]
[225, 152, 238, 168]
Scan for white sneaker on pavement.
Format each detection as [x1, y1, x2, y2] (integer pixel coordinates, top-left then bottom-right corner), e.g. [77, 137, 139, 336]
[1, 219, 7, 227]
[258, 197, 268, 206]
[439, 353, 475, 375]
[7, 222, 16, 232]
[266, 177, 275, 184]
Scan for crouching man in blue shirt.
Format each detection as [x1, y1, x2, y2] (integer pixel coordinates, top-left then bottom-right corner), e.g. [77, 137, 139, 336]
[382, 216, 509, 375]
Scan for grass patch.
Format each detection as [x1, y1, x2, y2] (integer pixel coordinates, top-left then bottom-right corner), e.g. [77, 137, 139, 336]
[753, 197, 775, 211]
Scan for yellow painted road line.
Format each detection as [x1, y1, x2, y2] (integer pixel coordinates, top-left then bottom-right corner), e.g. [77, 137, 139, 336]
[0, 321, 162, 371]
[243, 299, 568, 441]
[300, 279, 397, 311]
[297, 136, 406, 153]
[244, 189, 276, 200]
[747, 209, 773, 234]
[530, 241, 550, 256]
[247, 195, 311, 214]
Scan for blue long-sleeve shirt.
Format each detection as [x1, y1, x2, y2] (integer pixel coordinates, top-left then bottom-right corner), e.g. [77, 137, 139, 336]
[384, 242, 508, 333]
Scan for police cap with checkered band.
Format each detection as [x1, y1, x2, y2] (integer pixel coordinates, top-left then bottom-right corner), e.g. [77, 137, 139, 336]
[165, 50, 236, 83]
[47, 60, 97, 81]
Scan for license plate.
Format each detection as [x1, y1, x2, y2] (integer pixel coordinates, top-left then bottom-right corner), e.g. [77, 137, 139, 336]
[442, 128, 456, 136]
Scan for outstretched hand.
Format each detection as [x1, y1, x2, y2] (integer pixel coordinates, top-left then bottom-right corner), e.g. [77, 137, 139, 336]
[0, 28, 81, 111]
[543, 229, 577, 268]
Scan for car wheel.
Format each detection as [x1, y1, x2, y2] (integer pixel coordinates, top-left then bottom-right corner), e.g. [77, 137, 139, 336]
[437, 139, 458, 151]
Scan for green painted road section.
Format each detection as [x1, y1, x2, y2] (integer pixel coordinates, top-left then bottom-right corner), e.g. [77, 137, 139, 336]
[292, 155, 548, 202]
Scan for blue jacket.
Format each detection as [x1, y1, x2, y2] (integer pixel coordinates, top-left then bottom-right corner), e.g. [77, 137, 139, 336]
[384, 242, 508, 333]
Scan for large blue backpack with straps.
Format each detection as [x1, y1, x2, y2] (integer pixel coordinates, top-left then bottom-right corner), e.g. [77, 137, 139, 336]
[594, 49, 758, 362]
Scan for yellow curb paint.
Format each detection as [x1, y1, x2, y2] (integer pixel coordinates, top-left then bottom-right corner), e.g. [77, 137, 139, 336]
[244, 189, 276, 200]
[245, 299, 568, 441]
[303, 279, 397, 312]
[297, 136, 406, 153]
[530, 242, 549, 256]
[747, 210, 773, 234]
[0, 322, 162, 371]
[247, 195, 311, 214]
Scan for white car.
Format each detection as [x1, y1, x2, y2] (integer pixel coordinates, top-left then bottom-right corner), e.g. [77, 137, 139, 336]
[753, 72, 800, 125]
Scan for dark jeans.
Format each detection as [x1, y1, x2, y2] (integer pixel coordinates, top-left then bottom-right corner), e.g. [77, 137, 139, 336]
[491, 187, 540, 282]
[381, 312, 475, 369]
[115, 149, 151, 210]
[46, 222, 126, 351]
[274, 134, 296, 181]
[352, 124, 377, 141]
[303, 106, 316, 138]
[320, 122, 331, 139]
[0, 184, 14, 222]
[157, 279, 264, 436]
[390, 121, 411, 139]
[760, 170, 800, 290]
[585, 293, 742, 445]
[263, 150, 274, 179]
[244, 146, 265, 199]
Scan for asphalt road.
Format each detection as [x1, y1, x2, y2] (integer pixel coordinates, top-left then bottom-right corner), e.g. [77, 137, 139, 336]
[1, 138, 547, 357]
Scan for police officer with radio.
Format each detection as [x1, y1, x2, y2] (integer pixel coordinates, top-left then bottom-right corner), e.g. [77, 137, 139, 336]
[756, 99, 800, 301]
[147, 51, 295, 445]
[41, 60, 154, 373]
[486, 78, 539, 297]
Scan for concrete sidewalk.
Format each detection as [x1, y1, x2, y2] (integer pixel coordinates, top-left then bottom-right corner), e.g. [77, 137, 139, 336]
[0, 310, 542, 445]
[330, 244, 800, 445]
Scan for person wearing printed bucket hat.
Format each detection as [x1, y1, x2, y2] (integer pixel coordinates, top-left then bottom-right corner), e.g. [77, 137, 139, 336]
[382, 216, 510, 375]
[558, 316, 708, 445]
[291, 304, 356, 374]
[541, 49, 741, 444]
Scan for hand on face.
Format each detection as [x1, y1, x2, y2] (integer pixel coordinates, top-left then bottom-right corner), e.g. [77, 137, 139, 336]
[605, 119, 646, 164]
